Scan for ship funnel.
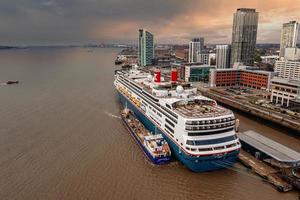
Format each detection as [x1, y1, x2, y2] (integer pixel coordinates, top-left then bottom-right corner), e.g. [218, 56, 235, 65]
[154, 68, 161, 83]
[171, 68, 178, 83]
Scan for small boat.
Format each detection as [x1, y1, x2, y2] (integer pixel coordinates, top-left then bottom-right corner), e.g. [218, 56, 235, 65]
[6, 81, 19, 85]
[115, 55, 126, 65]
[121, 108, 171, 165]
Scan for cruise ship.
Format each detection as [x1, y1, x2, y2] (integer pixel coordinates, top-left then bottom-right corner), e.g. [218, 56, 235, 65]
[114, 66, 241, 172]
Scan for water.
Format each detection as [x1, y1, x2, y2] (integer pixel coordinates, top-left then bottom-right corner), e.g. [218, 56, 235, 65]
[0, 48, 299, 200]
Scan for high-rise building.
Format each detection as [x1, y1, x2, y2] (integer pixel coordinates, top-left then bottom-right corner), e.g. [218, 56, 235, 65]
[216, 45, 231, 68]
[275, 47, 300, 79]
[188, 38, 204, 63]
[230, 8, 259, 67]
[138, 29, 154, 66]
[275, 61, 300, 79]
[279, 21, 299, 58]
[284, 47, 300, 61]
[196, 52, 215, 66]
[196, 52, 209, 65]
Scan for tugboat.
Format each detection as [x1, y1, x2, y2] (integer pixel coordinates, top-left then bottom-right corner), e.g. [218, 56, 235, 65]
[121, 108, 171, 165]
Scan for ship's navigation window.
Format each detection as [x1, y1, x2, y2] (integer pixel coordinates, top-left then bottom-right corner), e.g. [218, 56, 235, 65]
[186, 135, 236, 146]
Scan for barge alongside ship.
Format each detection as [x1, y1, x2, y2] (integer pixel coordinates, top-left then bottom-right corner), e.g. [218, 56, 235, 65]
[114, 65, 241, 172]
[121, 108, 171, 164]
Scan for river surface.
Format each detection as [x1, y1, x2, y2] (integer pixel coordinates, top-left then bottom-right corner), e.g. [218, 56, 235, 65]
[0, 48, 299, 200]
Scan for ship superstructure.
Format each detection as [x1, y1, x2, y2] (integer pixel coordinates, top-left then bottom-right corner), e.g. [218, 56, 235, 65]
[114, 66, 241, 172]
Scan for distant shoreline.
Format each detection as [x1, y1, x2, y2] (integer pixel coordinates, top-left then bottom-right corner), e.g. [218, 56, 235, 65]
[0, 46, 21, 50]
[0, 43, 298, 51]
[0, 45, 130, 50]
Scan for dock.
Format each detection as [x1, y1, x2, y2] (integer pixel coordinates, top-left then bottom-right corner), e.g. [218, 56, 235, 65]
[237, 130, 300, 192]
[239, 150, 293, 192]
[238, 130, 300, 168]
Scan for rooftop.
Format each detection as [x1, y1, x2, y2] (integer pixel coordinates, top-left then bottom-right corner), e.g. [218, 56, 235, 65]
[211, 67, 276, 75]
[238, 130, 300, 164]
[185, 64, 215, 69]
[237, 8, 256, 12]
[271, 77, 300, 87]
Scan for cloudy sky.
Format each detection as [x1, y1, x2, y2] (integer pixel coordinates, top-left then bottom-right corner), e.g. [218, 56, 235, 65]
[1, 0, 300, 45]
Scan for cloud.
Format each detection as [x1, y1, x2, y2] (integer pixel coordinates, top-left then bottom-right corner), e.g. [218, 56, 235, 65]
[0, 0, 299, 45]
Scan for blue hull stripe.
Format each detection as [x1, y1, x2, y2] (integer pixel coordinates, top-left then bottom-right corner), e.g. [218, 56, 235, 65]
[117, 90, 240, 172]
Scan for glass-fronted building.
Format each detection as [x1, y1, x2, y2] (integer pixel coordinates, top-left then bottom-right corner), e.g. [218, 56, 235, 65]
[185, 65, 215, 82]
[139, 29, 154, 66]
[231, 8, 258, 67]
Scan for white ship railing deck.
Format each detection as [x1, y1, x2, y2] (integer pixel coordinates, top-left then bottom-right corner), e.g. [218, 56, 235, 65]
[172, 99, 232, 118]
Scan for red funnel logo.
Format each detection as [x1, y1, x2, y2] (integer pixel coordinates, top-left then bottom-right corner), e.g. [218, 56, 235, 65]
[154, 69, 161, 83]
[171, 68, 178, 83]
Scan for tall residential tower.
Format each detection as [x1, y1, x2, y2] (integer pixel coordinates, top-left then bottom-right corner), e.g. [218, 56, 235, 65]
[279, 21, 299, 58]
[188, 37, 204, 63]
[230, 8, 259, 67]
[138, 29, 154, 67]
[216, 45, 231, 69]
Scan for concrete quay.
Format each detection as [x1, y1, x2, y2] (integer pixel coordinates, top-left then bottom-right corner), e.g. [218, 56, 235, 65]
[238, 150, 293, 192]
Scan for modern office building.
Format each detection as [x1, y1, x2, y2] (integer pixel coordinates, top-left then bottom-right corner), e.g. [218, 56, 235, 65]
[279, 21, 299, 58]
[138, 29, 154, 66]
[284, 47, 300, 61]
[216, 45, 231, 69]
[270, 78, 300, 107]
[231, 8, 259, 67]
[275, 61, 300, 79]
[196, 53, 209, 65]
[275, 47, 300, 79]
[209, 68, 276, 89]
[184, 64, 215, 82]
[196, 52, 215, 66]
[188, 37, 204, 63]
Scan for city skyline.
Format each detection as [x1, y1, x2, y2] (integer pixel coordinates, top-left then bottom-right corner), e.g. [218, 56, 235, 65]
[0, 0, 300, 45]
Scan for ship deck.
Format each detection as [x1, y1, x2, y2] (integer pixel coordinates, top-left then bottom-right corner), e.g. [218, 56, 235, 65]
[121, 69, 233, 119]
[122, 110, 170, 157]
[172, 100, 232, 119]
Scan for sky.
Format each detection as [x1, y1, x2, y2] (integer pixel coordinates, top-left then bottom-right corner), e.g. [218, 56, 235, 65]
[1, 0, 300, 45]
